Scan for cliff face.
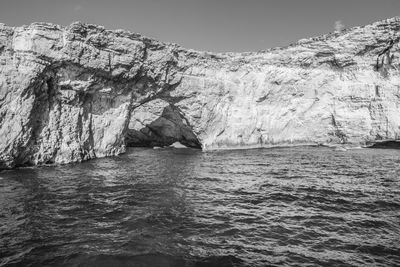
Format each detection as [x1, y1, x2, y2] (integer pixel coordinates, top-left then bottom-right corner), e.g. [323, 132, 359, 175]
[0, 18, 400, 168]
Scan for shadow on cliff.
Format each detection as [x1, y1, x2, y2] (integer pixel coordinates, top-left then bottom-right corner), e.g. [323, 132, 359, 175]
[126, 103, 201, 149]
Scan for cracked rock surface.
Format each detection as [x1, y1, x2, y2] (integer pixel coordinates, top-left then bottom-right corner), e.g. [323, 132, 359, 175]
[1, 17, 400, 168]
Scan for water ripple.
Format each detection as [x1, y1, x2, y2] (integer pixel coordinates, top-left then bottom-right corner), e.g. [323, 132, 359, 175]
[1, 147, 400, 266]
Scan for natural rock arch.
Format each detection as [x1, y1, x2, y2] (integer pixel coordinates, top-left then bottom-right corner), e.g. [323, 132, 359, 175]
[2, 18, 400, 169]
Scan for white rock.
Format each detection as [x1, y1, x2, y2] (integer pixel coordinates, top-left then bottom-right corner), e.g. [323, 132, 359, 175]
[1, 17, 400, 168]
[169, 142, 188, 148]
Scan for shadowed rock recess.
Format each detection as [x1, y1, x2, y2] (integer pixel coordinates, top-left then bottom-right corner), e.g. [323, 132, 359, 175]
[1, 17, 400, 169]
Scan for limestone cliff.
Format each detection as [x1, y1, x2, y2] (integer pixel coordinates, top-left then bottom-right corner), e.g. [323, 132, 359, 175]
[1, 17, 400, 169]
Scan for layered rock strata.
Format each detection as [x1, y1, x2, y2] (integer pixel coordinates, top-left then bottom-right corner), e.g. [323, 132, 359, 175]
[0, 17, 400, 168]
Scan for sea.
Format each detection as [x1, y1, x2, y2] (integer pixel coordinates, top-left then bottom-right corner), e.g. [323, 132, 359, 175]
[0, 147, 399, 266]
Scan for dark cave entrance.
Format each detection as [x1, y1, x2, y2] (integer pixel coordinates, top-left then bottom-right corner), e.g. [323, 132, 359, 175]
[125, 101, 202, 149]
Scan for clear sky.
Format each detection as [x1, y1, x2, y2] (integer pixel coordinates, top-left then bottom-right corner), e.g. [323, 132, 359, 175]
[0, 0, 399, 52]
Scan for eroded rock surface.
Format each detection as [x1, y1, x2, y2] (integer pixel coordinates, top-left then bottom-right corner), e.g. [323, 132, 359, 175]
[1, 17, 400, 168]
[0, 22, 182, 168]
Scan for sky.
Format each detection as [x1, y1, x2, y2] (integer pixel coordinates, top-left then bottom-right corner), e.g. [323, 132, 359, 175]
[0, 0, 399, 52]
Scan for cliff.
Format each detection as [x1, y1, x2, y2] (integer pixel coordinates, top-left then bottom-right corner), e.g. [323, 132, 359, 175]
[1, 17, 400, 169]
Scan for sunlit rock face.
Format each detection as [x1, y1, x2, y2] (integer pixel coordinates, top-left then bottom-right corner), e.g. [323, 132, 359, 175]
[1, 17, 400, 168]
[0, 22, 182, 168]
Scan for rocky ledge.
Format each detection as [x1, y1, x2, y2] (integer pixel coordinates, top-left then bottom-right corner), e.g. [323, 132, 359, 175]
[1, 17, 400, 169]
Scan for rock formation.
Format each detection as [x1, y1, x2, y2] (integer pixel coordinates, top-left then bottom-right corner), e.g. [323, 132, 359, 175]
[0, 17, 400, 169]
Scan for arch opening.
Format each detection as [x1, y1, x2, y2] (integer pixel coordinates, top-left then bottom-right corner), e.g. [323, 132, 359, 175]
[126, 99, 202, 149]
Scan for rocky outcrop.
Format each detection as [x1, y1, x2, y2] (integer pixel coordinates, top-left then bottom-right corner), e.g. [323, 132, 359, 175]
[1, 17, 400, 168]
